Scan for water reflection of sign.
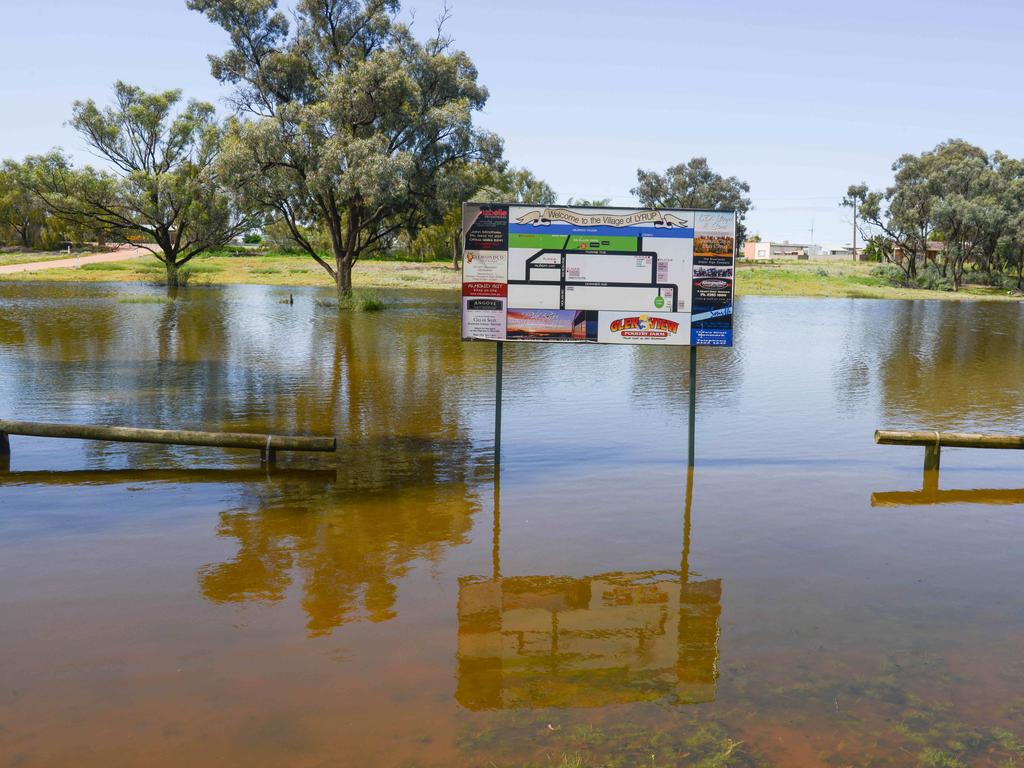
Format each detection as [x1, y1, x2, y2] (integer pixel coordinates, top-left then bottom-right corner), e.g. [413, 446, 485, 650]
[456, 570, 721, 710]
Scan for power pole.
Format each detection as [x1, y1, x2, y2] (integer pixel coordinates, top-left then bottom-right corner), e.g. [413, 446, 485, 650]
[852, 197, 858, 261]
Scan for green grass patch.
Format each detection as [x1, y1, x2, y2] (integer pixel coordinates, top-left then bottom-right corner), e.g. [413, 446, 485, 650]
[81, 262, 132, 271]
[248, 266, 283, 275]
[182, 262, 224, 274]
[132, 261, 165, 272]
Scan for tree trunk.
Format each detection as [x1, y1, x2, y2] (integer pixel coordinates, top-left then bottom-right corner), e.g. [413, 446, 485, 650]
[452, 232, 460, 270]
[165, 259, 179, 288]
[336, 253, 353, 296]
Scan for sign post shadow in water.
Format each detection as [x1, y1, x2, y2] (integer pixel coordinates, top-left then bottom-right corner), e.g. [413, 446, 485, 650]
[464, 203, 734, 468]
[455, 462, 721, 710]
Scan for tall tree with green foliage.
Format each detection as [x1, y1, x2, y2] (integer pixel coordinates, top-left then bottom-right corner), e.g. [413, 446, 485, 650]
[994, 153, 1024, 289]
[0, 160, 48, 248]
[854, 139, 1015, 290]
[632, 158, 752, 246]
[190, 0, 500, 295]
[29, 82, 248, 287]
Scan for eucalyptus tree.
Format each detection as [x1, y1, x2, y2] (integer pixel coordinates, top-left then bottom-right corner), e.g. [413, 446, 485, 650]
[924, 140, 1004, 290]
[856, 140, 1008, 289]
[189, 0, 500, 295]
[0, 159, 48, 248]
[857, 150, 940, 282]
[632, 158, 752, 246]
[30, 82, 249, 286]
[994, 153, 1024, 289]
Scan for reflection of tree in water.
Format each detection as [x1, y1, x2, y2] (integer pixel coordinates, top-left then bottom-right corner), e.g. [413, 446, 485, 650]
[198, 479, 482, 636]
[192, 300, 493, 634]
[868, 302, 1024, 426]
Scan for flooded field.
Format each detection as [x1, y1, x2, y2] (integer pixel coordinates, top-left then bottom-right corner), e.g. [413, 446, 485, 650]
[1, 282, 1023, 767]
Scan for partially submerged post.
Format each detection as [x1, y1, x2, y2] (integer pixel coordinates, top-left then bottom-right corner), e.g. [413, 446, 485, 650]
[875, 428, 1024, 495]
[688, 347, 698, 468]
[494, 342, 503, 465]
[0, 430, 10, 472]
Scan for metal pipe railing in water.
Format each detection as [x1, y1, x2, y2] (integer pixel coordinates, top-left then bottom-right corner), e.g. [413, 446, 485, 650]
[0, 419, 336, 465]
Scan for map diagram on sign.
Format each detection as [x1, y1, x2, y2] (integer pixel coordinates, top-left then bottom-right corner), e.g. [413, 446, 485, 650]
[506, 225, 691, 314]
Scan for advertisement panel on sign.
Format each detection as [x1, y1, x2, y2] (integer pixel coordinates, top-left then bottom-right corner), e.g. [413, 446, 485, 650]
[462, 204, 736, 346]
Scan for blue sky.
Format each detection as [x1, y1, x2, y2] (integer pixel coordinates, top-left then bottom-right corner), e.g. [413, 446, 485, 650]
[3, 0, 1023, 245]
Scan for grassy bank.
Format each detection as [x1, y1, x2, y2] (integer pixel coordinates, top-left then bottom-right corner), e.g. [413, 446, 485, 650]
[0, 250, 86, 267]
[0, 251, 458, 290]
[2, 250, 1022, 301]
[738, 259, 1022, 300]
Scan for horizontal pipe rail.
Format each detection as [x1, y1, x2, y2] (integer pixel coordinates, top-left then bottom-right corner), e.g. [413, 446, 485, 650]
[871, 487, 1024, 507]
[0, 419, 336, 455]
[875, 430, 1024, 450]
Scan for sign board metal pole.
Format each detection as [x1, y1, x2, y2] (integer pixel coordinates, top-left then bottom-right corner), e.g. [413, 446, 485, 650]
[495, 341, 503, 465]
[681, 466, 694, 577]
[688, 346, 697, 467]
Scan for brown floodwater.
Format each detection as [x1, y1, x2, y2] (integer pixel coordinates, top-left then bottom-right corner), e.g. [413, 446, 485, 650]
[1, 282, 1023, 767]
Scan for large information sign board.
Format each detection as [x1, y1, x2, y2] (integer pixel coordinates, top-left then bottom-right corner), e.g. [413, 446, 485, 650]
[462, 204, 736, 346]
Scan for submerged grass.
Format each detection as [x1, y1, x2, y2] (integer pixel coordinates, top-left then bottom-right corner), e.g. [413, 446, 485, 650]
[317, 288, 387, 312]
[454, 651, 1024, 767]
[459, 712, 764, 768]
[117, 295, 173, 304]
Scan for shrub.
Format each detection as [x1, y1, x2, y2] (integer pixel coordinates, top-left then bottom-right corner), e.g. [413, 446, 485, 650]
[243, 233, 262, 244]
[915, 263, 953, 291]
[335, 289, 386, 312]
[973, 270, 1013, 289]
[870, 264, 905, 286]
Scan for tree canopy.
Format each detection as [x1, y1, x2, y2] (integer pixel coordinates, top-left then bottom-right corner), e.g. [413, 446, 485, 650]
[190, 0, 501, 293]
[28, 82, 248, 286]
[855, 139, 1024, 290]
[632, 158, 752, 246]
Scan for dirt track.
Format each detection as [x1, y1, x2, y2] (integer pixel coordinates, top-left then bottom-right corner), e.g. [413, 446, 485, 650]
[0, 245, 148, 275]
